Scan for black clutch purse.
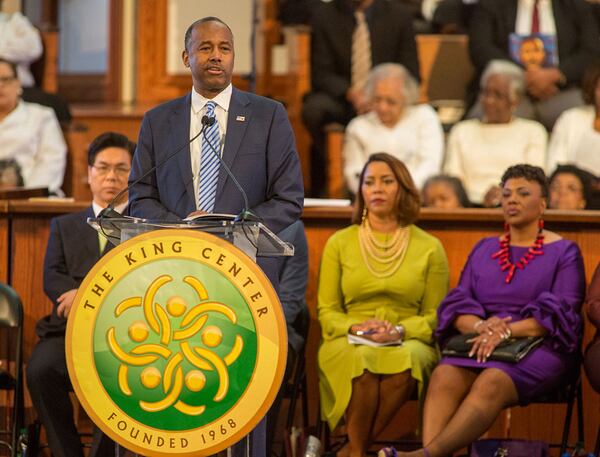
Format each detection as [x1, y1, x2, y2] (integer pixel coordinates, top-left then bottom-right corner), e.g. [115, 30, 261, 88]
[442, 333, 543, 363]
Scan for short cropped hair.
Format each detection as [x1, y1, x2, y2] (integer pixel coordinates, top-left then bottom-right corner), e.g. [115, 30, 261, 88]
[480, 60, 525, 103]
[500, 164, 548, 199]
[87, 132, 136, 166]
[0, 58, 18, 78]
[184, 17, 233, 51]
[352, 153, 420, 226]
[364, 63, 419, 106]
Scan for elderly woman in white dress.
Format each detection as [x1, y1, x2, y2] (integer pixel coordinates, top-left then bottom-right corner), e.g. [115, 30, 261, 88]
[444, 60, 547, 207]
[0, 58, 66, 194]
[343, 63, 444, 195]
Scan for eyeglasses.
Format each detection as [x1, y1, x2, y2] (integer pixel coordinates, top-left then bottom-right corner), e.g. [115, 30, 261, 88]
[92, 165, 131, 176]
[0, 76, 17, 85]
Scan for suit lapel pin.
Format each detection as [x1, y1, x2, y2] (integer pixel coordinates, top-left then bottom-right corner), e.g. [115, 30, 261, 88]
[236, 115, 246, 122]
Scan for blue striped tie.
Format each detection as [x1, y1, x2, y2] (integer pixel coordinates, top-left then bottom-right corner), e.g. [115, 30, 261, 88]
[197, 101, 221, 212]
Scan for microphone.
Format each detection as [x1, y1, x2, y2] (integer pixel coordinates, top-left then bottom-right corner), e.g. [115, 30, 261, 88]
[98, 120, 211, 220]
[199, 115, 261, 223]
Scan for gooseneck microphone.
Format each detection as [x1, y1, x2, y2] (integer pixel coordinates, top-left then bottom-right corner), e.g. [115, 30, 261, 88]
[200, 115, 261, 223]
[98, 121, 211, 220]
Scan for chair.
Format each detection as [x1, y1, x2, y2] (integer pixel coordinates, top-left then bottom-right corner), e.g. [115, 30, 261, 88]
[534, 376, 584, 454]
[0, 283, 24, 457]
[281, 307, 311, 457]
[499, 368, 584, 456]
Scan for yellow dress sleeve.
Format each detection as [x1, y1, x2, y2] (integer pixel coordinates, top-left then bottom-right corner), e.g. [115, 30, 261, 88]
[400, 238, 449, 344]
[317, 232, 356, 340]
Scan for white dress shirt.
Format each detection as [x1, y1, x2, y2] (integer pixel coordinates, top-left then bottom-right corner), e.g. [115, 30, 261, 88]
[0, 12, 43, 87]
[0, 100, 67, 193]
[189, 84, 232, 206]
[343, 105, 444, 194]
[92, 201, 128, 218]
[515, 0, 557, 37]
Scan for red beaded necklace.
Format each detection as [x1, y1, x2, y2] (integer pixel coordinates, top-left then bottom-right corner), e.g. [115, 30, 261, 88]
[491, 221, 545, 284]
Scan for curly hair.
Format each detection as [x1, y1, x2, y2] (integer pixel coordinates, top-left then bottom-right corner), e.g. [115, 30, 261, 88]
[500, 164, 548, 198]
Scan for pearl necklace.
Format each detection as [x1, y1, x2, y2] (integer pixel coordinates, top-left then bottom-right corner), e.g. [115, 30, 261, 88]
[491, 230, 544, 284]
[358, 219, 410, 278]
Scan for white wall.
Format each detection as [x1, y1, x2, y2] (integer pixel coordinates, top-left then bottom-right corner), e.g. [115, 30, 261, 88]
[166, 0, 255, 75]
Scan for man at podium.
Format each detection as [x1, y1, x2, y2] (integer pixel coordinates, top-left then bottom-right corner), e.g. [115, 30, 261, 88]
[26, 132, 136, 457]
[128, 16, 304, 456]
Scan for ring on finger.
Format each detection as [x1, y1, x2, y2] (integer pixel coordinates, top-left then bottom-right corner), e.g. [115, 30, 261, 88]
[482, 338, 488, 343]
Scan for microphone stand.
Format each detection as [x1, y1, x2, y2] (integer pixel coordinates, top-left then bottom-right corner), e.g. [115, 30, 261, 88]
[199, 115, 262, 224]
[96, 122, 209, 239]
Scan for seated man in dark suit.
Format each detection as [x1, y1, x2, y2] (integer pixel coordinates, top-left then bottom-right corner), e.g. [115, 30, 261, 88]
[466, 0, 600, 129]
[26, 132, 135, 457]
[301, 0, 419, 196]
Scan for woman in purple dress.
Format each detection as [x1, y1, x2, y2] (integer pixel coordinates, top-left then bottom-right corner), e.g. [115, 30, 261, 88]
[379, 164, 585, 457]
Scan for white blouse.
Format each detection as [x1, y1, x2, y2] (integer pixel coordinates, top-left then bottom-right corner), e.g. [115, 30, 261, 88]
[547, 106, 600, 176]
[343, 105, 444, 194]
[444, 118, 547, 204]
[0, 101, 67, 193]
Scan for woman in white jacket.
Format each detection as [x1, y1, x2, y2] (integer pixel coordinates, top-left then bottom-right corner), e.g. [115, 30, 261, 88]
[0, 58, 66, 194]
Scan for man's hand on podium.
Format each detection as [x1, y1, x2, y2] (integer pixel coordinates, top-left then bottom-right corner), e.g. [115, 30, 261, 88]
[57, 288, 78, 318]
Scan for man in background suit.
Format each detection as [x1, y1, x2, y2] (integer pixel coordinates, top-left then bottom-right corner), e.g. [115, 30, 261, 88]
[301, 0, 419, 196]
[128, 16, 304, 456]
[467, 0, 600, 129]
[26, 132, 135, 457]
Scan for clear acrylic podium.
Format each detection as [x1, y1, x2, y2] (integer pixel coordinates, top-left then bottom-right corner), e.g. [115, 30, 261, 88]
[85, 216, 293, 457]
[88, 216, 294, 260]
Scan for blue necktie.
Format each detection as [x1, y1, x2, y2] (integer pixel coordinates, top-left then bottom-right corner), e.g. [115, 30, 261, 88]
[197, 101, 221, 212]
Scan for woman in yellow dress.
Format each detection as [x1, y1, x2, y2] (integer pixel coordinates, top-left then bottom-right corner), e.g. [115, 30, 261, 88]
[317, 153, 450, 457]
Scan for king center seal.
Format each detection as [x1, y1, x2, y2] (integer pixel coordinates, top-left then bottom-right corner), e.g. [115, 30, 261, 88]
[66, 229, 287, 457]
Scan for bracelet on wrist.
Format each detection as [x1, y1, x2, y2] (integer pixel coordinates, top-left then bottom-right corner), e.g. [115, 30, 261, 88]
[394, 325, 405, 340]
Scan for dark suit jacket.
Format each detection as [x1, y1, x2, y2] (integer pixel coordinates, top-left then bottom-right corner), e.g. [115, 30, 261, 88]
[469, 0, 600, 85]
[128, 88, 303, 234]
[309, 0, 420, 100]
[128, 88, 304, 287]
[37, 207, 112, 338]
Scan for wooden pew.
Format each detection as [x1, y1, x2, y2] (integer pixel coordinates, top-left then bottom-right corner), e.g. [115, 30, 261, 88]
[320, 35, 474, 199]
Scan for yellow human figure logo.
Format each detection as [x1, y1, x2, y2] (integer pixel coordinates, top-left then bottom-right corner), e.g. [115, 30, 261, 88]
[106, 275, 244, 416]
